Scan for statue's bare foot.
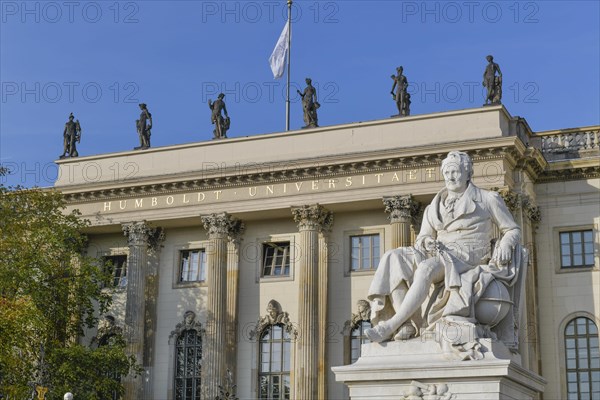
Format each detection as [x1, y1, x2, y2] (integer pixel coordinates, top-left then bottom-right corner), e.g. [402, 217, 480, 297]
[393, 322, 416, 341]
[365, 322, 395, 342]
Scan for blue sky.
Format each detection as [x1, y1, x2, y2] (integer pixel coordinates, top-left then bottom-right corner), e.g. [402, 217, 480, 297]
[1, 0, 599, 187]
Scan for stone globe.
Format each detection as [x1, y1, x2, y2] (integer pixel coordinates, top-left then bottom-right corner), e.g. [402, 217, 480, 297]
[474, 280, 512, 327]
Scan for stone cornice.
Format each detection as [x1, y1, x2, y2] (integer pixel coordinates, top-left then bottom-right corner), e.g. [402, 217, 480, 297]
[536, 159, 600, 183]
[61, 140, 527, 204]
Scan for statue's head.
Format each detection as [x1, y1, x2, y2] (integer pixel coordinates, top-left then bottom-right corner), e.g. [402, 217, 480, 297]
[397, 66, 403, 73]
[441, 151, 472, 192]
[305, 78, 312, 84]
[101, 315, 115, 328]
[486, 55, 494, 62]
[267, 300, 282, 319]
[184, 310, 196, 325]
[139, 103, 146, 109]
[68, 113, 74, 120]
[357, 299, 370, 314]
[218, 93, 225, 99]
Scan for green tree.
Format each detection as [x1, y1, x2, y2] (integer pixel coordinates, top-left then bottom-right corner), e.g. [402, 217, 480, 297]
[0, 181, 137, 399]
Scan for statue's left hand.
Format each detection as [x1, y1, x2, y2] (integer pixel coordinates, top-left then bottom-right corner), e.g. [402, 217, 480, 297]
[495, 242, 513, 265]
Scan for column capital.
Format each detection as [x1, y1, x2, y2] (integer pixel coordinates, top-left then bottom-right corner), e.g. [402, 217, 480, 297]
[227, 218, 246, 244]
[122, 221, 154, 246]
[491, 187, 521, 212]
[201, 213, 244, 239]
[122, 221, 164, 250]
[291, 204, 333, 232]
[382, 195, 420, 223]
[523, 197, 542, 224]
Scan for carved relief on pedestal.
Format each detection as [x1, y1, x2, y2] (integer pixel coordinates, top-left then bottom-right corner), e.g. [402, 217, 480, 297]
[291, 204, 333, 232]
[401, 380, 455, 400]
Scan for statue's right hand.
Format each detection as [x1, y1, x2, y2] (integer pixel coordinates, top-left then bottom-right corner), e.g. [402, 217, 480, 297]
[423, 237, 437, 253]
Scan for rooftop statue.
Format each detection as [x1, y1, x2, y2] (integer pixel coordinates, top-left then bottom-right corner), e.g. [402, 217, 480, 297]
[208, 93, 230, 139]
[483, 55, 502, 105]
[135, 103, 152, 150]
[391, 66, 410, 117]
[59, 113, 81, 159]
[366, 151, 526, 360]
[297, 78, 319, 128]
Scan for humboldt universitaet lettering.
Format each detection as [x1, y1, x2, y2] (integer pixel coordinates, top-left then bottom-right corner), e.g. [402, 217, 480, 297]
[99, 169, 438, 213]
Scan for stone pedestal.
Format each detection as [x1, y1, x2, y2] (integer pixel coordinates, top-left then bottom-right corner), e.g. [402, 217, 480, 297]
[332, 339, 546, 400]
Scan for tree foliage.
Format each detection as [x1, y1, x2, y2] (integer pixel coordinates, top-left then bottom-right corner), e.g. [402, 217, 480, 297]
[0, 183, 136, 399]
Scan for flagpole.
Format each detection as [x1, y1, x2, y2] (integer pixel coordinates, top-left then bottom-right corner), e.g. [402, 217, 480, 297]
[285, 0, 292, 131]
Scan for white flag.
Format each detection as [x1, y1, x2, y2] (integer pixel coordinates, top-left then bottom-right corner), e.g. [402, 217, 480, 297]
[269, 22, 289, 79]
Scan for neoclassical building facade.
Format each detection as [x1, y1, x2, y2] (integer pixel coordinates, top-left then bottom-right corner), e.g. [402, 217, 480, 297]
[54, 106, 599, 399]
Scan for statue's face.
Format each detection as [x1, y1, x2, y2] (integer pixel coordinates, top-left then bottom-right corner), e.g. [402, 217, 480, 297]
[443, 163, 468, 193]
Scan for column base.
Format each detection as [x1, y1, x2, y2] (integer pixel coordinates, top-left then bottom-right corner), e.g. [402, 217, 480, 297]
[332, 339, 546, 400]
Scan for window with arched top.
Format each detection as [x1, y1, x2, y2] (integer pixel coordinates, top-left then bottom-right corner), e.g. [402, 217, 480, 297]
[564, 317, 600, 400]
[169, 311, 204, 400]
[174, 329, 203, 400]
[350, 320, 372, 364]
[258, 324, 291, 399]
[342, 300, 372, 365]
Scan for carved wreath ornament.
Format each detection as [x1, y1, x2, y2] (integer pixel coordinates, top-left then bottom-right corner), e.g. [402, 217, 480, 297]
[248, 300, 298, 340]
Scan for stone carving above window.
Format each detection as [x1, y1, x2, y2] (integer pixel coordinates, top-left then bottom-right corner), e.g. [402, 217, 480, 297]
[342, 299, 371, 335]
[168, 311, 205, 344]
[248, 300, 297, 340]
[92, 315, 123, 347]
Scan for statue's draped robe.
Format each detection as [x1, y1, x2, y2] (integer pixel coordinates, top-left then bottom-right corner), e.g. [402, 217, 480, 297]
[368, 183, 521, 332]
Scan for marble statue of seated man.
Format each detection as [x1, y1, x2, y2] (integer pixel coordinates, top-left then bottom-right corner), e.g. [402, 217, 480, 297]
[365, 151, 521, 343]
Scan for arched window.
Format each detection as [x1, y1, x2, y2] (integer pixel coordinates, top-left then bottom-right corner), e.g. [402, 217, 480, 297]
[175, 328, 203, 400]
[564, 317, 600, 399]
[342, 300, 372, 364]
[250, 300, 296, 400]
[170, 311, 204, 400]
[350, 320, 372, 364]
[259, 324, 291, 399]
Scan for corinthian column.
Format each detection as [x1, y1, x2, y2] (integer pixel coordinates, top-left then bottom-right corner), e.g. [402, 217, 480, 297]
[226, 219, 245, 373]
[291, 204, 333, 400]
[383, 195, 420, 248]
[122, 221, 159, 400]
[200, 212, 242, 398]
